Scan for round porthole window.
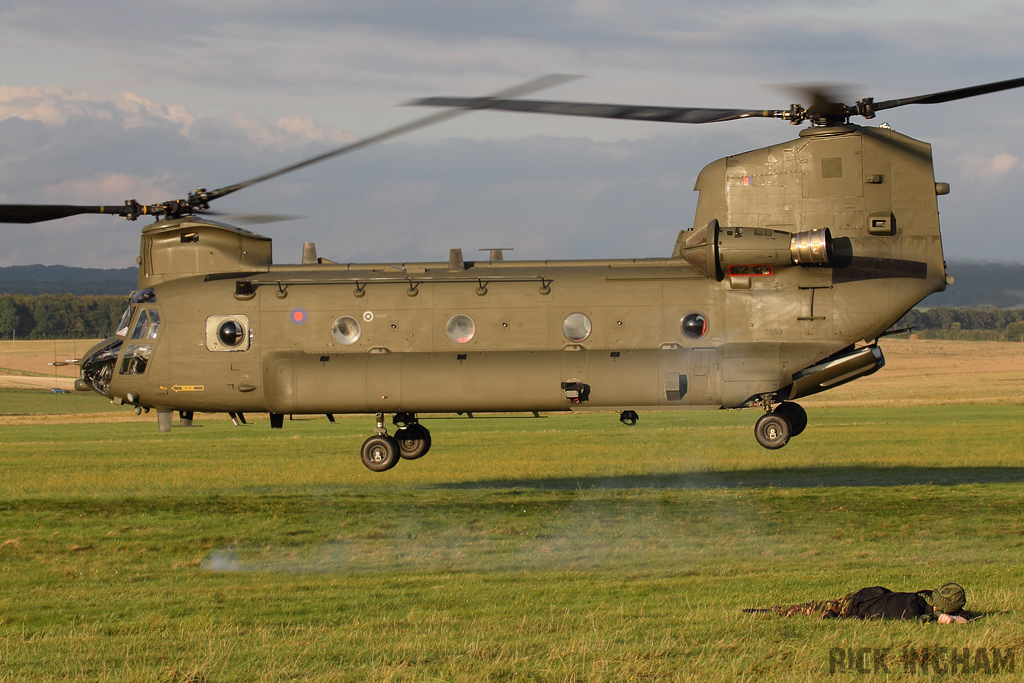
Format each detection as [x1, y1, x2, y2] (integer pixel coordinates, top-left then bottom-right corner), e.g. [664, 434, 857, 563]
[681, 312, 709, 339]
[562, 312, 593, 342]
[332, 316, 361, 345]
[217, 319, 246, 347]
[446, 314, 476, 344]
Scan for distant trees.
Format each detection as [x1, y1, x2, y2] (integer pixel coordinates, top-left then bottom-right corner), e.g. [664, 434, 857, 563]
[895, 306, 1024, 341]
[0, 294, 124, 340]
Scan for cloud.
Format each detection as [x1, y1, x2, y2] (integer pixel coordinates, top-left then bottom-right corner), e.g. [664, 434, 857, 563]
[115, 93, 196, 131]
[0, 86, 115, 126]
[0, 88, 373, 266]
[0, 86, 200, 134]
[276, 117, 358, 145]
[2, 0, 1024, 266]
[44, 173, 176, 205]
[5, 1, 1021, 103]
[4, 82, 1024, 268]
[0, 87, 740, 267]
[959, 152, 1021, 179]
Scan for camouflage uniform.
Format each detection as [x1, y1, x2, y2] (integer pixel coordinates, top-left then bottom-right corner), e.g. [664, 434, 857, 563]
[770, 595, 851, 618]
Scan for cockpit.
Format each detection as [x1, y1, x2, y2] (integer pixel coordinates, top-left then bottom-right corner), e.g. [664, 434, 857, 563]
[79, 289, 161, 397]
[120, 306, 161, 375]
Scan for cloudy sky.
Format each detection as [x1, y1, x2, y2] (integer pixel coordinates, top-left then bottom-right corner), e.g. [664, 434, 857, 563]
[1, 0, 1023, 268]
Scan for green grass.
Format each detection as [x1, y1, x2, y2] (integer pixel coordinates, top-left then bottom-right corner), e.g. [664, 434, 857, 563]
[0, 388, 124, 416]
[1, 402, 1023, 681]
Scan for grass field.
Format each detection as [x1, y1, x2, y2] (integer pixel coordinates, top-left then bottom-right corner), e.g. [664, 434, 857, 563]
[1, 340, 1023, 681]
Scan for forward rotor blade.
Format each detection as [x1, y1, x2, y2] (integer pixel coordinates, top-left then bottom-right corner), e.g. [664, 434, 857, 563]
[871, 75, 1024, 112]
[0, 204, 134, 224]
[0, 75, 579, 225]
[204, 74, 581, 203]
[408, 96, 778, 124]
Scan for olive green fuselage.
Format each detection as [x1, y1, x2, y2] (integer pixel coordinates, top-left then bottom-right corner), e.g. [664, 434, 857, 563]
[87, 124, 947, 424]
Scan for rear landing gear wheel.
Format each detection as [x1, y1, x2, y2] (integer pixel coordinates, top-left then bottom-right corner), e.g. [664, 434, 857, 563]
[396, 424, 431, 459]
[774, 402, 807, 437]
[754, 412, 791, 450]
[361, 434, 400, 472]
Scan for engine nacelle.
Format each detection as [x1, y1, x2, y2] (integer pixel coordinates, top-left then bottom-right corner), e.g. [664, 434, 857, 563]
[678, 220, 833, 280]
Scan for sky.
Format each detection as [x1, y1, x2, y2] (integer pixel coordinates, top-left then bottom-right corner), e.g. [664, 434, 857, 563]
[1, 0, 1023, 268]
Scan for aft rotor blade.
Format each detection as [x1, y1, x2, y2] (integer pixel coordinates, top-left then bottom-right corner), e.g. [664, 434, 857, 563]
[199, 210, 304, 224]
[204, 74, 581, 203]
[871, 75, 1024, 112]
[0, 204, 134, 224]
[409, 96, 778, 124]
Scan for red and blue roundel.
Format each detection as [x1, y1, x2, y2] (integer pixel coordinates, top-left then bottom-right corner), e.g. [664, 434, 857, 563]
[290, 308, 307, 325]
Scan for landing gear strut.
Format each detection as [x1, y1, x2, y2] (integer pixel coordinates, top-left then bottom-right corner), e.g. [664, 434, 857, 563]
[360, 413, 432, 471]
[753, 400, 807, 450]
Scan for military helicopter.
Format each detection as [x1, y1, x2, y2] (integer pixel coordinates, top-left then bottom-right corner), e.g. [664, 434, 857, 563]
[3, 74, 1023, 472]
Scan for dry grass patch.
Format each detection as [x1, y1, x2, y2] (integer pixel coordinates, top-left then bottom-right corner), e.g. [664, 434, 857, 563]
[803, 338, 1024, 408]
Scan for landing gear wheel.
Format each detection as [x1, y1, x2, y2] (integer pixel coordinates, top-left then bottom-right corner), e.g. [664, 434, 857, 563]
[774, 402, 807, 437]
[361, 434, 401, 472]
[396, 424, 431, 460]
[754, 412, 791, 450]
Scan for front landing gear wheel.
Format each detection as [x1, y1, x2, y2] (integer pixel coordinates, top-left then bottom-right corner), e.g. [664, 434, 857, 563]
[396, 424, 431, 460]
[754, 412, 791, 450]
[361, 434, 401, 472]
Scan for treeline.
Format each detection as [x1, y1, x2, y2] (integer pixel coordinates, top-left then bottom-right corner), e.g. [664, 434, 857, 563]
[0, 265, 136, 296]
[894, 307, 1024, 341]
[0, 294, 125, 340]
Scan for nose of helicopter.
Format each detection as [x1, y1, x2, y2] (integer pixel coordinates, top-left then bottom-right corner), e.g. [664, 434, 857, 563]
[77, 336, 122, 398]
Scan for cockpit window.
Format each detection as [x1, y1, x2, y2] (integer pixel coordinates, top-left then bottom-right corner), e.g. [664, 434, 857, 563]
[145, 310, 161, 339]
[131, 289, 157, 305]
[131, 309, 161, 340]
[116, 305, 134, 337]
[117, 291, 157, 337]
[121, 304, 161, 374]
[119, 345, 152, 375]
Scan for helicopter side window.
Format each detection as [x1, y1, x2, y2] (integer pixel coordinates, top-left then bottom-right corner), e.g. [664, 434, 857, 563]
[119, 344, 152, 375]
[332, 316, 361, 345]
[120, 306, 161, 375]
[130, 310, 148, 339]
[562, 312, 593, 342]
[681, 312, 709, 340]
[446, 314, 476, 344]
[144, 310, 161, 339]
[206, 315, 251, 351]
[130, 309, 161, 340]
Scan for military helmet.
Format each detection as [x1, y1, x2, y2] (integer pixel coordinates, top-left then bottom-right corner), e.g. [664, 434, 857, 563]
[931, 583, 966, 614]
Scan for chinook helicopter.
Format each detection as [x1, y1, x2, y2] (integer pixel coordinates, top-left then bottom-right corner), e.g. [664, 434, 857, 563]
[3, 74, 1023, 472]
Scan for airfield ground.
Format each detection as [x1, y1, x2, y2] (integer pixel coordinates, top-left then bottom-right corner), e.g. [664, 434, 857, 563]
[1, 339, 1022, 681]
